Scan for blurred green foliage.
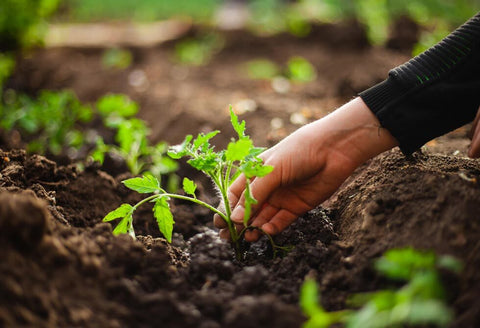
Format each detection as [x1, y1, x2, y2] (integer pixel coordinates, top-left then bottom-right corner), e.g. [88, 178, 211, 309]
[61, 0, 221, 22]
[244, 56, 316, 83]
[291, 0, 480, 49]
[102, 48, 133, 70]
[0, 90, 93, 155]
[301, 247, 462, 328]
[0, 0, 60, 50]
[245, 59, 281, 80]
[0, 54, 15, 90]
[57, 0, 479, 54]
[92, 94, 178, 178]
[0, 89, 178, 180]
[174, 33, 224, 66]
[286, 56, 316, 82]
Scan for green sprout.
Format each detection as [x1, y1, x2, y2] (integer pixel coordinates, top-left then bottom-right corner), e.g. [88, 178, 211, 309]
[244, 59, 281, 80]
[104, 107, 289, 258]
[0, 53, 15, 91]
[101, 48, 133, 70]
[301, 247, 462, 328]
[174, 33, 224, 66]
[286, 56, 316, 82]
[0, 90, 93, 155]
[91, 94, 178, 178]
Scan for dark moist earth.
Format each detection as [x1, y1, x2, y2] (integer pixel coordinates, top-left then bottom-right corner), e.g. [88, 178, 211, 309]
[1, 22, 480, 327]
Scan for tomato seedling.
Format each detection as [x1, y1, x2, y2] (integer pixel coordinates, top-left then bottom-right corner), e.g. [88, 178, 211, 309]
[91, 94, 178, 179]
[0, 90, 93, 155]
[104, 107, 289, 258]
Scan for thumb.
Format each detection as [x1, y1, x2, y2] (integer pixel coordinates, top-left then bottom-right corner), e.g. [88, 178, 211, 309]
[230, 166, 281, 224]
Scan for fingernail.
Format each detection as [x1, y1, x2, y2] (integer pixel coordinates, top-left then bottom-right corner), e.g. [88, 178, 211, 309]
[231, 205, 244, 223]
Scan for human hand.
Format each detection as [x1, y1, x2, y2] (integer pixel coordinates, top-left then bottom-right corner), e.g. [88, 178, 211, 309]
[468, 107, 480, 158]
[214, 98, 398, 241]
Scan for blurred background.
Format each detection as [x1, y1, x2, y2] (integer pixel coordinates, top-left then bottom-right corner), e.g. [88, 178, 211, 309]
[1, 0, 480, 52]
[0, 0, 479, 171]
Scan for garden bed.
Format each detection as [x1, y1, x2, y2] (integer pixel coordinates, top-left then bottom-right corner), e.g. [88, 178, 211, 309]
[1, 22, 479, 327]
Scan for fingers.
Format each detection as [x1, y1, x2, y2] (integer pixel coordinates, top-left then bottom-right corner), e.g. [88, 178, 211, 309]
[230, 167, 281, 224]
[468, 106, 480, 139]
[469, 117, 480, 158]
[213, 186, 242, 229]
[213, 213, 227, 229]
[219, 228, 230, 240]
[261, 209, 298, 236]
[244, 207, 298, 242]
[468, 107, 480, 158]
[228, 174, 246, 209]
[244, 203, 280, 242]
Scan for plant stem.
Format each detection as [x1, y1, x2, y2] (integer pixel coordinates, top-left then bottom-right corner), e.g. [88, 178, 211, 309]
[239, 226, 292, 258]
[163, 193, 229, 221]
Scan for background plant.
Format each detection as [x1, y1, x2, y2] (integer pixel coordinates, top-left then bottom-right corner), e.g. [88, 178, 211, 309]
[60, 0, 221, 23]
[244, 56, 316, 83]
[301, 247, 462, 328]
[101, 48, 133, 70]
[0, 0, 60, 50]
[174, 32, 224, 66]
[0, 90, 93, 155]
[91, 94, 178, 179]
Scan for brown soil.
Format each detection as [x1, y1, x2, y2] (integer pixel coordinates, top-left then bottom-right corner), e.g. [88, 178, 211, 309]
[1, 22, 479, 327]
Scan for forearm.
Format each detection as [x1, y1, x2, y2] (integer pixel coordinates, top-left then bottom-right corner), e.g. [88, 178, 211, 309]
[360, 12, 480, 155]
[309, 97, 398, 167]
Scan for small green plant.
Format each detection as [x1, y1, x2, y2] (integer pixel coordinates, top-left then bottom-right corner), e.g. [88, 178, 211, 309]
[101, 48, 133, 70]
[91, 94, 178, 178]
[301, 248, 462, 328]
[104, 107, 288, 258]
[244, 56, 316, 83]
[244, 59, 281, 80]
[174, 33, 224, 66]
[0, 53, 15, 91]
[0, 90, 93, 155]
[286, 56, 316, 82]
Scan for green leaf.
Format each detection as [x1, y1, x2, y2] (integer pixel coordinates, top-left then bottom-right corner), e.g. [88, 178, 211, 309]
[91, 137, 109, 164]
[182, 177, 197, 197]
[244, 59, 280, 80]
[405, 299, 453, 326]
[437, 255, 463, 274]
[230, 106, 246, 139]
[374, 248, 436, 280]
[123, 175, 160, 193]
[240, 161, 274, 179]
[97, 94, 138, 118]
[116, 118, 149, 153]
[153, 197, 174, 242]
[300, 278, 322, 316]
[112, 215, 132, 235]
[187, 153, 219, 172]
[225, 138, 253, 162]
[286, 56, 317, 82]
[248, 146, 266, 158]
[103, 204, 133, 222]
[168, 135, 193, 159]
[192, 130, 220, 151]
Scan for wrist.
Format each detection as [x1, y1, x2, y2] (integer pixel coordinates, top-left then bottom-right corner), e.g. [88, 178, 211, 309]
[313, 97, 398, 167]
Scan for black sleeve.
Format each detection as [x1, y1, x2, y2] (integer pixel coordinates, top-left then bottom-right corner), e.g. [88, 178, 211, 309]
[359, 12, 480, 155]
